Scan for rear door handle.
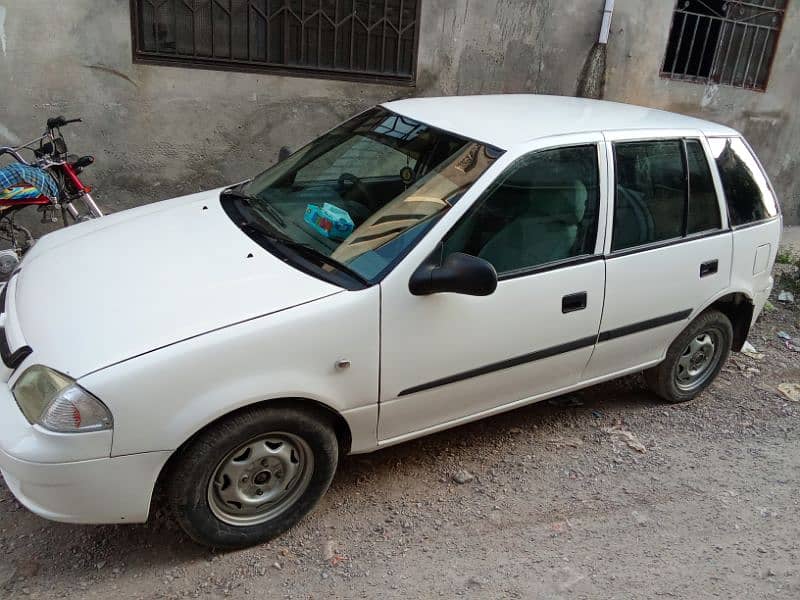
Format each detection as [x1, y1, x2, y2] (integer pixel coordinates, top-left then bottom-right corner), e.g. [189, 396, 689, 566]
[562, 292, 587, 313]
[700, 259, 718, 278]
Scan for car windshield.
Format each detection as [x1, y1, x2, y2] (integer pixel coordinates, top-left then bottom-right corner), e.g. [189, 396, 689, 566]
[223, 107, 502, 285]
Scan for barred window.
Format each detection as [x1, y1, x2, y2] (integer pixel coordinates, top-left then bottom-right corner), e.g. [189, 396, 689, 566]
[131, 1, 420, 83]
[661, 0, 787, 91]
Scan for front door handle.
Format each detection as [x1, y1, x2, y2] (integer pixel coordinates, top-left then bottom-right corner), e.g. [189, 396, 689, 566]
[562, 292, 587, 313]
[700, 259, 719, 278]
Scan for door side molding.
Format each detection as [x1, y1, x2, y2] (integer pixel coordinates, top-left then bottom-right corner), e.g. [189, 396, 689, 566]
[398, 309, 693, 396]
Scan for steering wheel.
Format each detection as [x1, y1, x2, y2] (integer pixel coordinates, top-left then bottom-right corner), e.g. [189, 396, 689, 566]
[337, 172, 372, 209]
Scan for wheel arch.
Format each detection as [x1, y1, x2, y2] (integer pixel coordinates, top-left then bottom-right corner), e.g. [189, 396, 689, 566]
[149, 396, 353, 515]
[696, 290, 755, 352]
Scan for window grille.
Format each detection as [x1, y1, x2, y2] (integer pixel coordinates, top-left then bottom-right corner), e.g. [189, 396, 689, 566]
[131, 0, 420, 84]
[661, 0, 787, 90]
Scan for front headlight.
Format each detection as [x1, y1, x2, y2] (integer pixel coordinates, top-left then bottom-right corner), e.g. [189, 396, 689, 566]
[12, 365, 113, 432]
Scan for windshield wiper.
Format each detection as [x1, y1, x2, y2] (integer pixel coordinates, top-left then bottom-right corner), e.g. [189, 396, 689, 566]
[221, 187, 286, 227]
[238, 222, 368, 286]
[275, 238, 369, 285]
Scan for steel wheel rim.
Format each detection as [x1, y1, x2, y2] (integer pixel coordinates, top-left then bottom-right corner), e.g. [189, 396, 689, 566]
[673, 328, 722, 392]
[207, 432, 314, 527]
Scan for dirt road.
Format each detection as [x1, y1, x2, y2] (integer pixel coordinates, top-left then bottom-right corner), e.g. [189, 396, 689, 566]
[2, 281, 799, 599]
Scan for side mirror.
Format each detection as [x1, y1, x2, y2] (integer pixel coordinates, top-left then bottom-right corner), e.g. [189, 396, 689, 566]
[409, 252, 498, 296]
[278, 146, 291, 162]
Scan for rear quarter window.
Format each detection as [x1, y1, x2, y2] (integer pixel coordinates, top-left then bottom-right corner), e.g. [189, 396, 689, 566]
[707, 137, 778, 227]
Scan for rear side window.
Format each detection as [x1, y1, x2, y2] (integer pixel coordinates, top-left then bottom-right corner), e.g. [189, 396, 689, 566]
[708, 137, 778, 227]
[686, 139, 722, 234]
[612, 139, 722, 251]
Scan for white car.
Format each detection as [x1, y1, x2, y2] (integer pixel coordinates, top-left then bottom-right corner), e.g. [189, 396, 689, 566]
[0, 95, 781, 548]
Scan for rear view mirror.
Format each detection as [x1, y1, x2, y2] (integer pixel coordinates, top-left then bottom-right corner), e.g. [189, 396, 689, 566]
[278, 146, 291, 162]
[409, 252, 498, 296]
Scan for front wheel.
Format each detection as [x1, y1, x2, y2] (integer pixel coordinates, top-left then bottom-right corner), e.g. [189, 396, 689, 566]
[166, 405, 339, 549]
[644, 309, 732, 403]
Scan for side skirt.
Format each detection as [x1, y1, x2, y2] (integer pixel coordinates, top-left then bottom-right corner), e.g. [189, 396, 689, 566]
[372, 358, 663, 451]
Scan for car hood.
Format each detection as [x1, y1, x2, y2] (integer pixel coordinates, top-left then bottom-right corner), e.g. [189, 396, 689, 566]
[11, 188, 341, 378]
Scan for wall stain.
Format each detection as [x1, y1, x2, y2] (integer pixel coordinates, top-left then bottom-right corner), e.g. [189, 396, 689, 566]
[84, 64, 140, 88]
[0, 5, 7, 57]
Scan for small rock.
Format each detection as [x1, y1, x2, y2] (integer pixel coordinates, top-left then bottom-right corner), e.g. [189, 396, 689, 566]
[741, 341, 765, 360]
[778, 290, 794, 303]
[15, 560, 39, 578]
[451, 470, 474, 484]
[777, 382, 800, 402]
[272, 562, 282, 571]
[777, 330, 792, 341]
[602, 425, 647, 453]
[631, 510, 649, 526]
[468, 575, 489, 587]
[0, 562, 16, 587]
[322, 540, 338, 561]
[547, 436, 583, 449]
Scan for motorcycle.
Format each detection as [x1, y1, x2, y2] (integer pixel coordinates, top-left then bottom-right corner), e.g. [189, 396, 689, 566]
[0, 116, 104, 275]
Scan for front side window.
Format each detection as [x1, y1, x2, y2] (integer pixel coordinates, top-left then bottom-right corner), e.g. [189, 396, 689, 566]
[443, 145, 600, 275]
[708, 137, 778, 227]
[222, 108, 502, 285]
[612, 138, 722, 251]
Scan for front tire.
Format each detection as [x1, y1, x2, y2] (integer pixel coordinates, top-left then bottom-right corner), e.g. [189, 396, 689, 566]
[644, 309, 732, 403]
[166, 405, 338, 549]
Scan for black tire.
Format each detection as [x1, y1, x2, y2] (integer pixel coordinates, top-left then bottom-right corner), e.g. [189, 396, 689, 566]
[644, 309, 732, 403]
[165, 405, 338, 549]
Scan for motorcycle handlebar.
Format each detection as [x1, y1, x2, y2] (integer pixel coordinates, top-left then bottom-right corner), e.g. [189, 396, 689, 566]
[0, 147, 31, 165]
[46, 116, 82, 130]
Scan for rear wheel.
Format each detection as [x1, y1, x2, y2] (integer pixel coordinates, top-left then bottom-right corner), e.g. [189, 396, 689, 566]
[644, 309, 732, 403]
[166, 405, 338, 549]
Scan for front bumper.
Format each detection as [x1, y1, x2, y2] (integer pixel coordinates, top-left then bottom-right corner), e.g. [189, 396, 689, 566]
[0, 449, 170, 523]
[0, 380, 170, 524]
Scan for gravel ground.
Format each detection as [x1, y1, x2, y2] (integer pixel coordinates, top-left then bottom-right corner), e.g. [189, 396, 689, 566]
[2, 273, 799, 599]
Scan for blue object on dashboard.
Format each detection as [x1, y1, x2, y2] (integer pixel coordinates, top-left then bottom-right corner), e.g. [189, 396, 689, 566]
[304, 203, 355, 240]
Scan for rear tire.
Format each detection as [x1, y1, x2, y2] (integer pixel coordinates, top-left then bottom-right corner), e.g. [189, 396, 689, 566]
[644, 309, 732, 403]
[165, 405, 338, 549]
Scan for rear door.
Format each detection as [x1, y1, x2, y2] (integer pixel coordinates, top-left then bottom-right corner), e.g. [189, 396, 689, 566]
[583, 130, 733, 380]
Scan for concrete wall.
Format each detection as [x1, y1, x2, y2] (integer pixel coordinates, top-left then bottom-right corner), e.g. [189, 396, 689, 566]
[605, 1, 800, 223]
[0, 0, 797, 221]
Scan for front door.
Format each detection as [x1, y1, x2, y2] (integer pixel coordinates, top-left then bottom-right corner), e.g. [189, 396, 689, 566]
[378, 136, 609, 443]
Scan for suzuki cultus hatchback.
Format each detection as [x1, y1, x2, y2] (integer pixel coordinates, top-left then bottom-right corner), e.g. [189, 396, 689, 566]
[0, 96, 780, 547]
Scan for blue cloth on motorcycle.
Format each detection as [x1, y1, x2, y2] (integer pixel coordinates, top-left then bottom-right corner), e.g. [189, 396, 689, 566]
[0, 163, 59, 200]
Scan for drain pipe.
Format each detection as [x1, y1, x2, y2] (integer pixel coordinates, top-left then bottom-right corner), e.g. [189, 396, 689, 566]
[577, 0, 615, 99]
[599, 0, 615, 45]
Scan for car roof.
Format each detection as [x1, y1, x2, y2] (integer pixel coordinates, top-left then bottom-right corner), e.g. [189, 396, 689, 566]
[381, 94, 739, 150]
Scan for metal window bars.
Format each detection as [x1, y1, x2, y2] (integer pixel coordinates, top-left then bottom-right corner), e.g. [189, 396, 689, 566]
[661, 0, 787, 91]
[131, 0, 421, 84]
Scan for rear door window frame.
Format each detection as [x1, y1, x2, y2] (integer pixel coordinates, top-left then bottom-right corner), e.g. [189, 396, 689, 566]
[602, 129, 730, 257]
